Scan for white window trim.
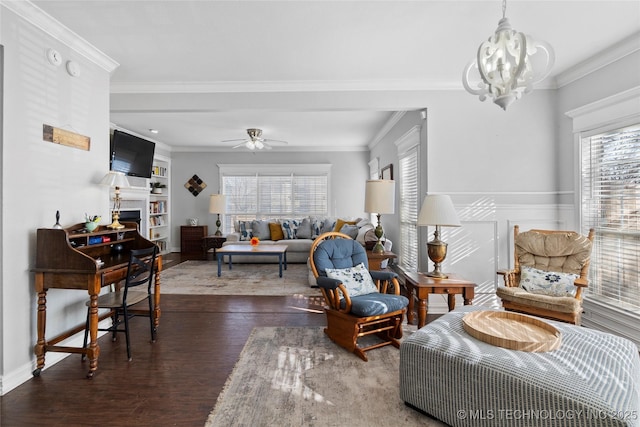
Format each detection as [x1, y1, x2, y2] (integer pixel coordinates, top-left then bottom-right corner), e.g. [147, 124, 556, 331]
[218, 163, 332, 233]
[566, 86, 640, 349]
[396, 126, 421, 271]
[218, 163, 332, 176]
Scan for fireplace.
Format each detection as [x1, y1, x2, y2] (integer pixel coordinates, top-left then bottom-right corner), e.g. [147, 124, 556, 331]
[119, 209, 142, 226]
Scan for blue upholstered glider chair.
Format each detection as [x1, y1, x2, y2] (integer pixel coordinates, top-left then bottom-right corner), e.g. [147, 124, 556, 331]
[310, 232, 408, 361]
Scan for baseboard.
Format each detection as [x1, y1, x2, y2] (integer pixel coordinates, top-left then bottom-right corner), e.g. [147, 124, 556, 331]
[0, 318, 112, 396]
[582, 298, 640, 350]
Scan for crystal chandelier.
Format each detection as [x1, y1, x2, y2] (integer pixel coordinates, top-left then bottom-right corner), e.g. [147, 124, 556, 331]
[462, 0, 555, 110]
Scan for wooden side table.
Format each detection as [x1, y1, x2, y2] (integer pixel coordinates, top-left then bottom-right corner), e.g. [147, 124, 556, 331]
[202, 235, 226, 260]
[403, 272, 476, 328]
[366, 250, 397, 270]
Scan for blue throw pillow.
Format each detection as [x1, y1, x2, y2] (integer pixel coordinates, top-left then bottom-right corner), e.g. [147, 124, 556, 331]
[238, 221, 253, 241]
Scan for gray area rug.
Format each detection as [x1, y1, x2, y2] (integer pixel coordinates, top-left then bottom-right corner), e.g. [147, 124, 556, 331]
[205, 326, 447, 427]
[160, 261, 320, 296]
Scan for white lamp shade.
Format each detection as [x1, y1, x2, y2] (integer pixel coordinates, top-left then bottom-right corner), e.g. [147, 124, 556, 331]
[364, 180, 395, 214]
[417, 195, 461, 227]
[209, 194, 227, 214]
[100, 170, 130, 188]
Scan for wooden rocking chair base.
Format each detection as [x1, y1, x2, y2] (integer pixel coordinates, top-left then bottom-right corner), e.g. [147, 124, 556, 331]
[324, 308, 406, 361]
[501, 300, 581, 325]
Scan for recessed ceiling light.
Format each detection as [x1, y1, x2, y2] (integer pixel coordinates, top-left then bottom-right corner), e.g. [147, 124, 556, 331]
[149, 129, 159, 134]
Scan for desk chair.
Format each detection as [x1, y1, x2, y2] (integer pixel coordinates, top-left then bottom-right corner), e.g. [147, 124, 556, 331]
[83, 246, 159, 361]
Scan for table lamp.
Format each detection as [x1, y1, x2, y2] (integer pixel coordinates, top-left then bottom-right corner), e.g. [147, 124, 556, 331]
[364, 180, 395, 254]
[209, 194, 226, 236]
[417, 194, 461, 278]
[100, 171, 130, 229]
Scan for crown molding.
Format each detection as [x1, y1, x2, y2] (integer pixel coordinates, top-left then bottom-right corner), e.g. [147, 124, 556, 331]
[110, 79, 462, 94]
[368, 111, 406, 150]
[172, 145, 368, 153]
[555, 31, 640, 88]
[1, 0, 119, 72]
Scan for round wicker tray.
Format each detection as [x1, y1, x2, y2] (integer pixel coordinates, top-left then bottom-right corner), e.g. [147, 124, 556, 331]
[462, 311, 561, 352]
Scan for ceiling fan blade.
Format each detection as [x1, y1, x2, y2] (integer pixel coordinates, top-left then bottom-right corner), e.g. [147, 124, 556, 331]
[263, 139, 288, 145]
[232, 142, 246, 149]
[221, 138, 247, 143]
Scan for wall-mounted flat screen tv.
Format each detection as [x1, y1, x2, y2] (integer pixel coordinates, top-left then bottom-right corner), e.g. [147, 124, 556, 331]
[110, 130, 156, 178]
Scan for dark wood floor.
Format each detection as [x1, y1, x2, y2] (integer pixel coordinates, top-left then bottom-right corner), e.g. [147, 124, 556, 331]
[0, 253, 435, 427]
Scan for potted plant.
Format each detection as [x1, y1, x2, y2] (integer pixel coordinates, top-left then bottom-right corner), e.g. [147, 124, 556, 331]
[150, 182, 166, 194]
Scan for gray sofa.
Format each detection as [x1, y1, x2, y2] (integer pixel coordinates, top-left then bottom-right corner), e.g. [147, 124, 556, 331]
[222, 216, 375, 264]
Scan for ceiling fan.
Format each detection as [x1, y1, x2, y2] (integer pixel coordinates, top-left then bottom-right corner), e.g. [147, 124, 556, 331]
[222, 128, 288, 150]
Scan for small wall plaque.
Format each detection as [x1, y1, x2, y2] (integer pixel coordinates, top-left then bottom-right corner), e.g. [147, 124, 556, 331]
[43, 124, 90, 151]
[185, 174, 207, 197]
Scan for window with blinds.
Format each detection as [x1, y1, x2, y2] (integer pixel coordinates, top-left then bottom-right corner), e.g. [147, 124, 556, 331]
[221, 171, 328, 233]
[581, 124, 640, 314]
[399, 146, 419, 271]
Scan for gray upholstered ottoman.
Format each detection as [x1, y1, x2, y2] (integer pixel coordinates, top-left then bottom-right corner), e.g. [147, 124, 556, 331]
[400, 307, 640, 427]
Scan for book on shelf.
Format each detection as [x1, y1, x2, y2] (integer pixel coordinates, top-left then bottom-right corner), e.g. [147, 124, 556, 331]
[149, 215, 166, 227]
[152, 165, 167, 177]
[149, 200, 167, 214]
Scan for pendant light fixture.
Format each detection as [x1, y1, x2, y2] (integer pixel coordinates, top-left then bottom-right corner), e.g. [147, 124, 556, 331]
[462, 0, 555, 110]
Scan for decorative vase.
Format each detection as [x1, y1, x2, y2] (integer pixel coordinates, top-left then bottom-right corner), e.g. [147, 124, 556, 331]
[85, 221, 99, 232]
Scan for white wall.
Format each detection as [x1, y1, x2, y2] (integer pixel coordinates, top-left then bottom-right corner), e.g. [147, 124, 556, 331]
[169, 150, 369, 250]
[369, 90, 564, 312]
[1, 4, 115, 393]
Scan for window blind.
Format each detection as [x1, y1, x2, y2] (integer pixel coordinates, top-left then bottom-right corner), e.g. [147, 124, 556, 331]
[399, 146, 419, 271]
[221, 171, 328, 233]
[581, 124, 640, 314]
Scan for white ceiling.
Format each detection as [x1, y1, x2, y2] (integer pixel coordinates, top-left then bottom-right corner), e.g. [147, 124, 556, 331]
[32, 0, 640, 151]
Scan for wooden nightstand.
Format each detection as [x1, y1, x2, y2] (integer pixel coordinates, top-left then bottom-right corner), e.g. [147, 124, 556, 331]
[366, 250, 397, 270]
[202, 235, 226, 260]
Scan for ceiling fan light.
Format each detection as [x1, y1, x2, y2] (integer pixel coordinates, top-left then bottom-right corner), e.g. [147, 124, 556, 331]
[246, 141, 255, 150]
[255, 140, 264, 149]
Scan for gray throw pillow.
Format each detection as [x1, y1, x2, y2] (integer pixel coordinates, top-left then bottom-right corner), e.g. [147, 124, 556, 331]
[320, 218, 336, 234]
[340, 224, 359, 239]
[296, 218, 312, 239]
[251, 220, 271, 240]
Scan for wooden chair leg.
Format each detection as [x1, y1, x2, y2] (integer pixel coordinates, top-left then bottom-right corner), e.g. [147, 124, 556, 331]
[81, 308, 90, 361]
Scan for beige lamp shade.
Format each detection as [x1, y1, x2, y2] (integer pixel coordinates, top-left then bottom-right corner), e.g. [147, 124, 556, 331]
[209, 194, 227, 214]
[364, 180, 395, 214]
[417, 195, 461, 227]
[100, 170, 130, 188]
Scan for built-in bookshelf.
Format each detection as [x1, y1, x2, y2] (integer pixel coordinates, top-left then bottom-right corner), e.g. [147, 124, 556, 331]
[149, 155, 170, 253]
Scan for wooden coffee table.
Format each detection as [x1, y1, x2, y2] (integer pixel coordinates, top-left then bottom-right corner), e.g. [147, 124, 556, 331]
[216, 244, 288, 277]
[403, 272, 476, 328]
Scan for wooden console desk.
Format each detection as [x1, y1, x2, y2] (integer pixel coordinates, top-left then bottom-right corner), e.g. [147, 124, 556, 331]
[32, 222, 162, 378]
